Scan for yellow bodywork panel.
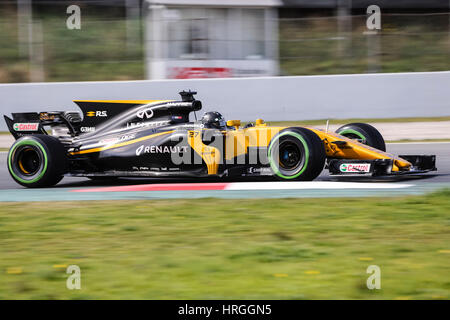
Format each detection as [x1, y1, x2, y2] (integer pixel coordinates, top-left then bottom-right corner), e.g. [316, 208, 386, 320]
[307, 128, 411, 171]
[188, 131, 222, 175]
[186, 123, 412, 175]
[224, 126, 284, 161]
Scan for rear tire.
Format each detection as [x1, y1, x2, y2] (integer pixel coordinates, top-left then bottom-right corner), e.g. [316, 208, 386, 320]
[8, 135, 66, 188]
[335, 122, 386, 151]
[268, 128, 326, 181]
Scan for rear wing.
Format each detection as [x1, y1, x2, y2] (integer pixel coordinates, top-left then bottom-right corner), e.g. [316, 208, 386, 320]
[4, 111, 82, 139]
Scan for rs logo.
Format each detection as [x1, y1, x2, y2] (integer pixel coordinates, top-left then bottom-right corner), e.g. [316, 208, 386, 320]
[87, 111, 107, 117]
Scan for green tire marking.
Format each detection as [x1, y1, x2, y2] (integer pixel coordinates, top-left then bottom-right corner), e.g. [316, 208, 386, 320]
[8, 139, 48, 184]
[338, 129, 366, 142]
[268, 131, 310, 180]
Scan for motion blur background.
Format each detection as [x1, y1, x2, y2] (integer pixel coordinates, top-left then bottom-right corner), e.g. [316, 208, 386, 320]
[0, 0, 449, 83]
[1, 1, 450, 301]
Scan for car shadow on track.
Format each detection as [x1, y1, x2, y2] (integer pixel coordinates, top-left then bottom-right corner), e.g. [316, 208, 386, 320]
[53, 173, 443, 189]
[55, 175, 277, 188]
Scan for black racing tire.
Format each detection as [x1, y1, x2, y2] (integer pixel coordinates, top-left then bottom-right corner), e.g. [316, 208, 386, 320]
[268, 127, 326, 181]
[335, 122, 386, 152]
[7, 135, 67, 188]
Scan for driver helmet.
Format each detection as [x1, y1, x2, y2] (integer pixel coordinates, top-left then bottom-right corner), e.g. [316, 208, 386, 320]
[201, 111, 226, 130]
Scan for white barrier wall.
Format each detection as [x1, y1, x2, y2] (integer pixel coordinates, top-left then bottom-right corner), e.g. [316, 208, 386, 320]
[1, 71, 449, 130]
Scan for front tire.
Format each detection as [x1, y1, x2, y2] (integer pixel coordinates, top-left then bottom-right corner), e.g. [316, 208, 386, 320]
[335, 123, 386, 151]
[268, 128, 326, 181]
[8, 135, 66, 188]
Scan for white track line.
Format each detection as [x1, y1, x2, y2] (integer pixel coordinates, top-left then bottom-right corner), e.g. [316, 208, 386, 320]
[225, 181, 413, 190]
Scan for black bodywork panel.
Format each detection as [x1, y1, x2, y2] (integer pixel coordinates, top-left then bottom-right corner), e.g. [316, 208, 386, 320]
[2, 91, 271, 178]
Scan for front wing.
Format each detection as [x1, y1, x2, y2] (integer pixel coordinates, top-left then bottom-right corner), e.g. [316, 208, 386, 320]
[328, 155, 436, 176]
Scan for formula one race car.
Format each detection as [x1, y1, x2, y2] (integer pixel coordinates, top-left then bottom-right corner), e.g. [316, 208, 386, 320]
[4, 91, 436, 188]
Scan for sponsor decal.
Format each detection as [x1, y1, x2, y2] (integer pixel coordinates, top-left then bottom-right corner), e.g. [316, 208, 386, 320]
[86, 111, 107, 117]
[80, 126, 95, 133]
[13, 123, 39, 132]
[137, 108, 154, 119]
[39, 112, 56, 121]
[170, 67, 232, 79]
[136, 103, 190, 119]
[99, 134, 135, 145]
[248, 167, 272, 175]
[126, 121, 170, 129]
[136, 145, 189, 156]
[340, 163, 371, 173]
[164, 102, 192, 108]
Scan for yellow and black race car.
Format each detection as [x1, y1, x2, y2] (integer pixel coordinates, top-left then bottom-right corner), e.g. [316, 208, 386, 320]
[4, 91, 436, 188]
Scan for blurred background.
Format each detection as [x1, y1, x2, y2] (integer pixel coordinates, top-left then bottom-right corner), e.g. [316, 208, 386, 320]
[0, 1, 449, 301]
[0, 0, 449, 83]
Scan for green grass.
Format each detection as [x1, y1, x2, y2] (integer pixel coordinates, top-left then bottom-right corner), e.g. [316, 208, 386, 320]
[1, 10, 450, 82]
[0, 12, 144, 83]
[279, 15, 450, 76]
[0, 190, 449, 300]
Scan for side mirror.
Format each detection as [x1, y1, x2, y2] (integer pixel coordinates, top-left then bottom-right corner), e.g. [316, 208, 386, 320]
[255, 118, 266, 126]
[227, 120, 241, 129]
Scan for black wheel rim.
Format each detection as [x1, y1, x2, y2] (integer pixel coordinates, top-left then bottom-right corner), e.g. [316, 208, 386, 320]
[14, 146, 43, 177]
[278, 139, 305, 172]
[276, 137, 305, 175]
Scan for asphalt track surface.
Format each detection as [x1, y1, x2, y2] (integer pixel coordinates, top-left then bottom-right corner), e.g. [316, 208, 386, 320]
[0, 142, 449, 201]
